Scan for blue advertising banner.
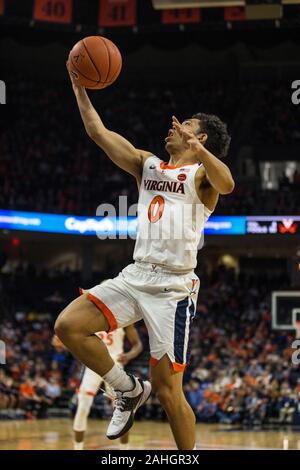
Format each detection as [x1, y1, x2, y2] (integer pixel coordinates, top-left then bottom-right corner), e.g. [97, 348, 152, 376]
[1, 210, 299, 237]
[204, 216, 245, 235]
[0, 210, 137, 236]
[0, 210, 246, 236]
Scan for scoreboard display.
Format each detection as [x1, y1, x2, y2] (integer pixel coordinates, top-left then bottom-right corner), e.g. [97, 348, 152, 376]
[153, 0, 285, 20]
[246, 217, 300, 235]
[152, 0, 245, 7]
[162, 8, 201, 23]
[152, 0, 297, 6]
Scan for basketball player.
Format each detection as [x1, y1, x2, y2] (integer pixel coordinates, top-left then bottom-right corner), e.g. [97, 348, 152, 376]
[53, 323, 143, 450]
[55, 65, 234, 450]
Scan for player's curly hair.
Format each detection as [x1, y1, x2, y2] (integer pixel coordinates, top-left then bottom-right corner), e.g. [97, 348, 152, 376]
[192, 112, 231, 159]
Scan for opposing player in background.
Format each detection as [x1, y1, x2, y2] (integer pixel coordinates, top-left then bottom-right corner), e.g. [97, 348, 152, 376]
[74, 325, 142, 450]
[53, 323, 143, 450]
[55, 63, 235, 450]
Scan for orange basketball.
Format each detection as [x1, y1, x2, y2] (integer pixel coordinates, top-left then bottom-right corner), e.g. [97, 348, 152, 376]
[68, 36, 122, 90]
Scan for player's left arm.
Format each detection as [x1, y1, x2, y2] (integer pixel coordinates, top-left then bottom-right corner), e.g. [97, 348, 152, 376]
[194, 146, 235, 195]
[117, 325, 143, 366]
[172, 116, 235, 195]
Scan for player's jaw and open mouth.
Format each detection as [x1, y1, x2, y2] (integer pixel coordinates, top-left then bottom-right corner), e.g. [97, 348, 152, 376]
[165, 129, 176, 143]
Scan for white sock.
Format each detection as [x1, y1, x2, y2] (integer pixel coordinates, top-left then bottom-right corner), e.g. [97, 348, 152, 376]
[102, 364, 134, 392]
[74, 441, 84, 450]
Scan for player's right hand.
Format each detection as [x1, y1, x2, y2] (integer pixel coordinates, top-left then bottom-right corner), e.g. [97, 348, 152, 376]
[172, 115, 204, 154]
[66, 58, 82, 91]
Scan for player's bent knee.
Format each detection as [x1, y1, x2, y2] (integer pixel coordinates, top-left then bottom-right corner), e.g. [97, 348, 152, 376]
[153, 378, 187, 414]
[55, 295, 109, 342]
[155, 385, 175, 413]
[54, 304, 83, 342]
[55, 298, 89, 340]
[54, 311, 73, 341]
[151, 376, 173, 395]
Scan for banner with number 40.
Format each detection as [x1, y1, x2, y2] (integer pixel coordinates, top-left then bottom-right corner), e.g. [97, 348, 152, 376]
[33, 0, 73, 24]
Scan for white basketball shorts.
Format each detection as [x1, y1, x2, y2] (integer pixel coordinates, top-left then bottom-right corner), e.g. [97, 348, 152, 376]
[86, 262, 200, 372]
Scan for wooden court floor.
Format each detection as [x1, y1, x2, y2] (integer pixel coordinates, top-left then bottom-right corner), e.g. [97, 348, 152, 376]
[1, 419, 300, 450]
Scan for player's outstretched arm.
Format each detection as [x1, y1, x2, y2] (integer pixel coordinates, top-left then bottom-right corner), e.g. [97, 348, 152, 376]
[67, 63, 151, 178]
[117, 325, 143, 365]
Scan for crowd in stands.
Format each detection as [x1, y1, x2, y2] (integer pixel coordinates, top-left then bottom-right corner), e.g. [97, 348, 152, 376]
[217, 174, 300, 215]
[1, 79, 300, 216]
[185, 266, 300, 425]
[246, 82, 300, 147]
[0, 313, 73, 419]
[1, 264, 300, 425]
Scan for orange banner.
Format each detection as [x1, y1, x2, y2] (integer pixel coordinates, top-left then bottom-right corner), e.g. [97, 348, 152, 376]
[33, 0, 73, 24]
[99, 0, 136, 27]
[162, 8, 201, 25]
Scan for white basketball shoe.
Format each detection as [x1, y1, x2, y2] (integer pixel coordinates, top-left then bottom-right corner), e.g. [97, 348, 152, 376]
[106, 375, 151, 440]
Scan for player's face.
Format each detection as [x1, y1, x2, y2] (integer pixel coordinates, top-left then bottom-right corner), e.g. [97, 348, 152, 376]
[165, 118, 200, 153]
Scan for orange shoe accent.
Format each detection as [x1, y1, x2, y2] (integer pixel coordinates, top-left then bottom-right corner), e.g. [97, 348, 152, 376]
[79, 287, 84, 296]
[87, 293, 118, 332]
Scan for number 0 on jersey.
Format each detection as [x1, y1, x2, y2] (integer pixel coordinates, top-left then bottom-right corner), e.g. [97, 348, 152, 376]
[148, 195, 165, 223]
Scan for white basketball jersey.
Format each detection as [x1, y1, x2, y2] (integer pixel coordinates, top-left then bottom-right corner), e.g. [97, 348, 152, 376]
[133, 155, 212, 271]
[95, 328, 125, 359]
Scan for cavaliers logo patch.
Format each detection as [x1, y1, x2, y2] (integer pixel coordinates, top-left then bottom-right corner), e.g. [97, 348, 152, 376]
[177, 173, 187, 182]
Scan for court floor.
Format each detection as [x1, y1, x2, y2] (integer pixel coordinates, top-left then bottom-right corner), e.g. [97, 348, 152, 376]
[0, 419, 300, 450]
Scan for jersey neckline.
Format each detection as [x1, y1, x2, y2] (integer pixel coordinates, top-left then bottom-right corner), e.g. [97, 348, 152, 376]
[160, 161, 199, 170]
